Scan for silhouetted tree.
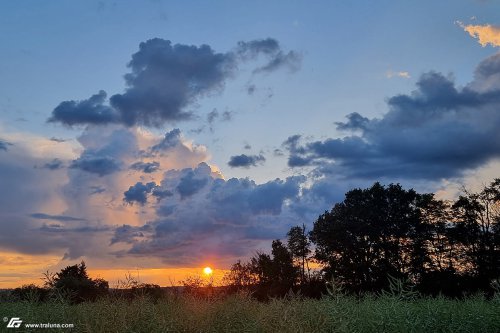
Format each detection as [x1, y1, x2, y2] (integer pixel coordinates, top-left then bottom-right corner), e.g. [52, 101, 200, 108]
[45, 261, 109, 302]
[287, 224, 311, 285]
[222, 260, 257, 291]
[451, 179, 500, 283]
[310, 183, 437, 292]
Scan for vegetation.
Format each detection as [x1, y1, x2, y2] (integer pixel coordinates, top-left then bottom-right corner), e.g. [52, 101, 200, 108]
[0, 293, 498, 332]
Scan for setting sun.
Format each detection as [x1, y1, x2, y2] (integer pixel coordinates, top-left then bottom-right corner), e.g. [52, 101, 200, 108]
[203, 266, 213, 275]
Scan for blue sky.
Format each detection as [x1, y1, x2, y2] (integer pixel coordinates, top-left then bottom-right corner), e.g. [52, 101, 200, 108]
[1, 0, 500, 286]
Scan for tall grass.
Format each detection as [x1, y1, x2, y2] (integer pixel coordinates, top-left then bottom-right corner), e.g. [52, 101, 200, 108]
[1, 293, 499, 332]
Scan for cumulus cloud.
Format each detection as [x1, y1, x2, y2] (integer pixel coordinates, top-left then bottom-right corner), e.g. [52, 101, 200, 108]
[285, 62, 500, 180]
[458, 21, 500, 47]
[124, 182, 158, 205]
[48, 90, 119, 126]
[112, 162, 307, 266]
[49, 38, 301, 128]
[228, 154, 266, 168]
[70, 155, 121, 176]
[150, 128, 182, 152]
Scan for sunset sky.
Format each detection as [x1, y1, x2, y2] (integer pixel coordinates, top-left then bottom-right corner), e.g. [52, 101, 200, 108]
[1, 0, 500, 288]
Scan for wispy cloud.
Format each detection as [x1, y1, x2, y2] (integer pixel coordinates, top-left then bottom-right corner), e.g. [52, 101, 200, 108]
[457, 21, 500, 47]
[386, 70, 410, 79]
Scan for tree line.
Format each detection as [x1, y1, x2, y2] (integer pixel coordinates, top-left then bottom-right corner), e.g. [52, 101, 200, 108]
[223, 179, 500, 298]
[8, 178, 499, 302]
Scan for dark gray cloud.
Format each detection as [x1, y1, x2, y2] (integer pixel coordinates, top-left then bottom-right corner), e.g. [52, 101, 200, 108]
[42, 158, 64, 170]
[150, 128, 181, 152]
[236, 38, 301, 73]
[176, 167, 209, 199]
[130, 161, 160, 173]
[286, 62, 500, 180]
[48, 90, 119, 126]
[254, 50, 301, 73]
[30, 213, 87, 222]
[207, 109, 219, 124]
[206, 108, 234, 132]
[335, 112, 370, 131]
[50, 137, 67, 143]
[70, 154, 121, 176]
[228, 154, 266, 168]
[49, 38, 300, 128]
[110, 224, 152, 245]
[124, 182, 158, 205]
[110, 38, 235, 127]
[89, 186, 106, 195]
[40, 224, 110, 233]
[0, 139, 12, 151]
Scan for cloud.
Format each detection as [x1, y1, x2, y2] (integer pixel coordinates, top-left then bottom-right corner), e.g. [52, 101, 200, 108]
[150, 128, 182, 152]
[29, 213, 87, 222]
[175, 163, 211, 199]
[48, 90, 120, 126]
[285, 64, 500, 180]
[130, 161, 160, 173]
[335, 112, 370, 131]
[70, 155, 121, 176]
[48, 38, 301, 128]
[386, 70, 411, 79]
[50, 137, 67, 143]
[124, 182, 158, 205]
[236, 38, 302, 73]
[112, 163, 307, 266]
[42, 158, 64, 170]
[458, 22, 500, 47]
[206, 108, 234, 127]
[228, 154, 266, 168]
[0, 139, 12, 151]
[110, 224, 153, 245]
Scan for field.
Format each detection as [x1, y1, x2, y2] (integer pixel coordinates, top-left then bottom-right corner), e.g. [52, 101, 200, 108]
[1, 293, 499, 333]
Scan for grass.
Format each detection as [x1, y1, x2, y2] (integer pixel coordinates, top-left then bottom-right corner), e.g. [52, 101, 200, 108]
[0, 293, 499, 332]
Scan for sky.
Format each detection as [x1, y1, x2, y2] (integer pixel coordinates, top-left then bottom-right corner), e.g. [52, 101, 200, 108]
[1, 0, 500, 288]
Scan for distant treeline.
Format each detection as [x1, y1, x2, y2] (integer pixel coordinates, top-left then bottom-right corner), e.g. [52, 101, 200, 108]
[6, 179, 500, 303]
[223, 179, 500, 299]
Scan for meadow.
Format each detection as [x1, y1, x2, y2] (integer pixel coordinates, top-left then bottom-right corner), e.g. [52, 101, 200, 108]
[1, 292, 499, 333]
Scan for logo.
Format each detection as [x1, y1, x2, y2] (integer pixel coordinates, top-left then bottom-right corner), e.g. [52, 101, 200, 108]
[6, 318, 22, 328]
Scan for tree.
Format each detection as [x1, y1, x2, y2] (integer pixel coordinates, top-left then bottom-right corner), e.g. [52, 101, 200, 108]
[310, 182, 435, 292]
[287, 224, 311, 285]
[45, 261, 109, 302]
[222, 260, 257, 291]
[451, 179, 500, 282]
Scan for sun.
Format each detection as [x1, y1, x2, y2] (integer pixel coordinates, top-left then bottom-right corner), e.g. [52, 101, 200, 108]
[203, 266, 213, 275]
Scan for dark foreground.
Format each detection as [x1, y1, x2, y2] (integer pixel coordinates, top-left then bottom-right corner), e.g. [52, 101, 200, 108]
[1, 293, 499, 333]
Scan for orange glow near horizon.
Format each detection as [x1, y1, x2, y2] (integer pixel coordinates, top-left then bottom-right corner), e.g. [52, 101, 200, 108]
[0, 260, 228, 289]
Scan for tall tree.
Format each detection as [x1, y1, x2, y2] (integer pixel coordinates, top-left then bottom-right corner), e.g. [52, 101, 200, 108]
[287, 224, 311, 285]
[451, 179, 500, 281]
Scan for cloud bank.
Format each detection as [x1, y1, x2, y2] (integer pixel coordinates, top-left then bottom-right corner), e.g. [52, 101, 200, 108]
[285, 55, 500, 181]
